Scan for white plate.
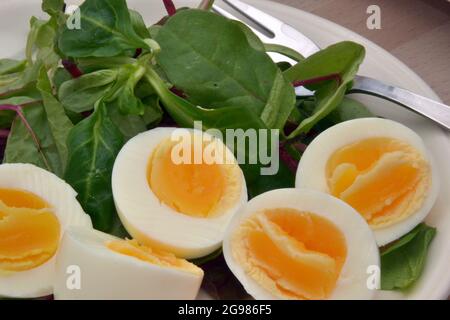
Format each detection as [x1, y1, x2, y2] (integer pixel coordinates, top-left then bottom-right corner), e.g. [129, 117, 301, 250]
[1, 0, 449, 300]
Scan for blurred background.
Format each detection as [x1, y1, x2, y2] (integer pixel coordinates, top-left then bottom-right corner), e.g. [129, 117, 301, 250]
[272, 0, 450, 104]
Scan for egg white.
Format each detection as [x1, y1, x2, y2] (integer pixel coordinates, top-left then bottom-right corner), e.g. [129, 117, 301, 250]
[295, 118, 440, 246]
[112, 127, 247, 259]
[0, 163, 92, 298]
[223, 188, 380, 300]
[54, 227, 204, 300]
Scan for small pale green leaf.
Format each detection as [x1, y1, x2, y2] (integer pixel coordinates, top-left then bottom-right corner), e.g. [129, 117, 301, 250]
[381, 224, 436, 290]
[129, 9, 150, 39]
[36, 68, 73, 172]
[64, 102, 124, 233]
[58, 69, 118, 112]
[0, 59, 26, 76]
[4, 68, 74, 177]
[42, 0, 65, 17]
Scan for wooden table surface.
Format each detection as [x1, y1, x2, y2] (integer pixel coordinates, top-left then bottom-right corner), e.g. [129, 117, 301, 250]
[272, 0, 450, 104]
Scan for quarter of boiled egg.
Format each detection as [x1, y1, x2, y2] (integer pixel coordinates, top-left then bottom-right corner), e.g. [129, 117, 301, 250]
[0, 163, 92, 298]
[54, 227, 204, 300]
[112, 127, 247, 259]
[296, 118, 439, 246]
[223, 188, 379, 300]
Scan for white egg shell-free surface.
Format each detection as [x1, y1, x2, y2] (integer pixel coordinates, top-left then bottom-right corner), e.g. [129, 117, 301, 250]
[54, 227, 203, 300]
[0, 164, 92, 298]
[223, 188, 380, 300]
[112, 127, 247, 259]
[295, 118, 440, 246]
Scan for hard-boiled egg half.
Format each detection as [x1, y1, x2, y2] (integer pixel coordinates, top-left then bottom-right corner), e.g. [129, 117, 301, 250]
[223, 188, 379, 300]
[54, 227, 203, 300]
[0, 163, 92, 298]
[296, 118, 439, 246]
[112, 127, 247, 259]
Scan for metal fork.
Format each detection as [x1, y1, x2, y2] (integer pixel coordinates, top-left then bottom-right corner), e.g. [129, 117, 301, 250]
[212, 0, 450, 131]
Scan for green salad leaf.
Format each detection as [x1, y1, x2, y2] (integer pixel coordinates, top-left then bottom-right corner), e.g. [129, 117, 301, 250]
[284, 41, 365, 137]
[59, 0, 150, 58]
[129, 9, 151, 39]
[107, 95, 163, 140]
[155, 9, 295, 130]
[105, 63, 147, 115]
[0, 59, 26, 76]
[0, 60, 42, 96]
[292, 96, 375, 131]
[64, 102, 124, 233]
[36, 68, 73, 172]
[42, 0, 64, 15]
[381, 223, 437, 290]
[4, 68, 73, 177]
[59, 69, 118, 112]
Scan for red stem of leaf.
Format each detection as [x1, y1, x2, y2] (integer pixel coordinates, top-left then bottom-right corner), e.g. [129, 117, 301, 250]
[279, 143, 299, 173]
[0, 104, 50, 169]
[0, 129, 9, 139]
[293, 73, 342, 88]
[170, 86, 187, 99]
[162, 0, 177, 16]
[292, 141, 308, 153]
[62, 60, 83, 78]
[134, 48, 143, 58]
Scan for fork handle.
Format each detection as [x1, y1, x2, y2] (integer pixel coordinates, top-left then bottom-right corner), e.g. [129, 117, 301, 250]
[349, 75, 450, 130]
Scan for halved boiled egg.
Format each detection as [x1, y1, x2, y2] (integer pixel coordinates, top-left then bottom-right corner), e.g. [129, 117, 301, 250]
[0, 163, 92, 298]
[112, 127, 247, 259]
[54, 227, 203, 300]
[223, 188, 379, 300]
[296, 118, 439, 246]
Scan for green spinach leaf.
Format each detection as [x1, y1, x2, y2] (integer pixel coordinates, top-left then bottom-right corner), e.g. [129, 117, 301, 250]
[64, 102, 124, 233]
[105, 63, 146, 116]
[0, 59, 26, 75]
[59, 69, 118, 112]
[129, 9, 150, 39]
[381, 223, 436, 290]
[292, 97, 374, 131]
[42, 0, 65, 18]
[107, 95, 163, 140]
[59, 0, 149, 58]
[34, 18, 61, 70]
[36, 68, 73, 172]
[4, 68, 73, 177]
[155, 9, 295, 130]
[0, 60, 42, 96]
[284, 41, 365, 137]
[0, 96, 42, 128]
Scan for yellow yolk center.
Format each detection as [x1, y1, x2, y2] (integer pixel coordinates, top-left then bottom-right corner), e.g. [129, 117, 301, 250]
[106, 239, 203, 276]
[147, 137, 241, 218]
[232, 209, 347, 300]
[0, 189, 60, 272]
[326, 137, 431, 228]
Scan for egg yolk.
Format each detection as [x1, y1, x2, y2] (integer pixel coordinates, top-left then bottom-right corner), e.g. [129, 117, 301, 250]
[326, 137, 431, 229]
[232, 209, 347, 300]
[106, 239, 203, 275]
[0, 189, 60, 272]
[147, 137, 241, 218]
